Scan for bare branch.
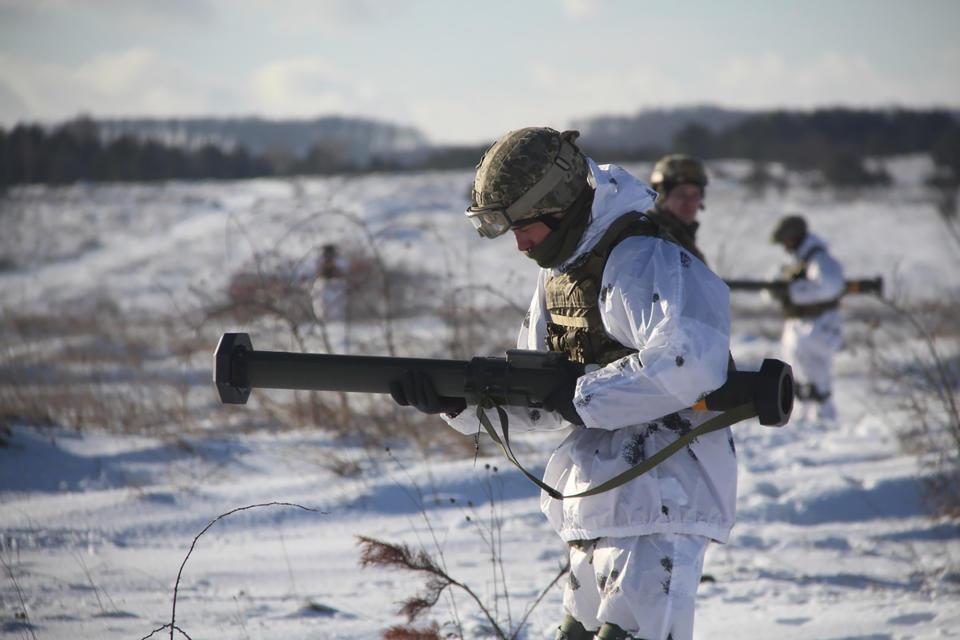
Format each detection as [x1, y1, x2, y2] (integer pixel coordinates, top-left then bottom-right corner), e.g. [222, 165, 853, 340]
[167, 502, 327, 640]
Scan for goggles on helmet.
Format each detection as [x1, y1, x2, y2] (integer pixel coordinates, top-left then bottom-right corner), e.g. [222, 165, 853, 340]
[465, 206, 563, 239]
[465, 138, 579, 239]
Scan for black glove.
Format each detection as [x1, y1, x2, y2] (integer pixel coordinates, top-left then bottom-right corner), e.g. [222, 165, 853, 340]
[768, 280, 791, 305]
[542, 363, 585, 426]
[389, 370, 467, 416]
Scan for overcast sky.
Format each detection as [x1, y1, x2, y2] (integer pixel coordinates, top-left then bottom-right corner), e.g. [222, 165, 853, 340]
[1, 0, 958, 145]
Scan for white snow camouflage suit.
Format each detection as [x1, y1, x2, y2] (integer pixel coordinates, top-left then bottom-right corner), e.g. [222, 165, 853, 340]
[443, 160, 736, 637]
[774, 231, 845, 420]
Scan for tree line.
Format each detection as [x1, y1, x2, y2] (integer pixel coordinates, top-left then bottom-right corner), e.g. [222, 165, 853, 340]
[667, 108, 960, 187]
[2, 108, 958, 188]
[1, 118, 273, 186]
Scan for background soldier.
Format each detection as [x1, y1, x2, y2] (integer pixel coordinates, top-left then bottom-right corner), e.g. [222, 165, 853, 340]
[390, 127, 736, 640]
[770, 214, 846, 423]
[647, 154, 710, 265]
[312, 243, 347, 324]
[311, 243, 350, 352]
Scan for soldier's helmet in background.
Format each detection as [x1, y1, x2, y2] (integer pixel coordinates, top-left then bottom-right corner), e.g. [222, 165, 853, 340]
[771, 214, 808, 244]
[649, 154, 708, 197]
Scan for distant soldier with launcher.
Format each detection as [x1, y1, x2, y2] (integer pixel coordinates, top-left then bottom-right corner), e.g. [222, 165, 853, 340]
[770, 214, 845, 423]
[389, 127, 737, 640]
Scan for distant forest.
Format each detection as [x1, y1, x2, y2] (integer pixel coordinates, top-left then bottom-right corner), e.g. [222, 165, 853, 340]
[2, 108, 959, 188]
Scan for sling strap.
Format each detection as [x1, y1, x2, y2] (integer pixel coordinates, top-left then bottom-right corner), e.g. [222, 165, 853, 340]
[476, 400, 755, 500]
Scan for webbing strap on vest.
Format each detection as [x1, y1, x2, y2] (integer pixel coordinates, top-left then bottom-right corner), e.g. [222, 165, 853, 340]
[475, 401, 755, 500]
[588, 211, 660, 262]
[547, 313, 591, 328]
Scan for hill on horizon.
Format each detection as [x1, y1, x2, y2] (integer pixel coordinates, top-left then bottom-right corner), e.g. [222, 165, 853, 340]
[95, 115, 429, 166]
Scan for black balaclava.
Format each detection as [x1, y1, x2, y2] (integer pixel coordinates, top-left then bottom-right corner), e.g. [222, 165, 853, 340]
[523, 186, 595, 268]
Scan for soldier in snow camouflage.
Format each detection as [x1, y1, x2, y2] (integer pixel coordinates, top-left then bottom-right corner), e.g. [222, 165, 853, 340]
[647, 154, 711, 265]
[391, 127, 737, 640]
[769, 214, 846, 424]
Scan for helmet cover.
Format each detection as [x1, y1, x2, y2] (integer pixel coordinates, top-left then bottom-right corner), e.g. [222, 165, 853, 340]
[650, 154, 708, 196]
[771, 214, 808, 244]
[471, 127, 588, 224]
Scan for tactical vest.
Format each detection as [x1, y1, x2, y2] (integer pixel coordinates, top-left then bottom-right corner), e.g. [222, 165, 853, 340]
[780, 246, 841, 319]
[544, 212, 682, 365]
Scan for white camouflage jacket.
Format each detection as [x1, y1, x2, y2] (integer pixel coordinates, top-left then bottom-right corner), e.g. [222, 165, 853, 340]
[783, 232, 846, 307]
[444, 161, 737, 543]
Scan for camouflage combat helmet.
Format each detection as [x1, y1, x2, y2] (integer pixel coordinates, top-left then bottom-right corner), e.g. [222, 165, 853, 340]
[649, 154, 708, 196]
[771, 214, 808, 244]
[465, 127, 588, 238]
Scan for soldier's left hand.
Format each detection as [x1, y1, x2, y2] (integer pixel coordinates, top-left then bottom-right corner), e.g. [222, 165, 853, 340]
[389, 370, 467, 416]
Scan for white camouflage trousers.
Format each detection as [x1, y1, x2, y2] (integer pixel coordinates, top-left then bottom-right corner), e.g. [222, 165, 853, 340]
[562, 533, 709, 640]
[780, 310, 843, 395]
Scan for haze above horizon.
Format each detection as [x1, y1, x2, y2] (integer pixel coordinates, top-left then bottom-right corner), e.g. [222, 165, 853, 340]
[1, 0, 958, 145]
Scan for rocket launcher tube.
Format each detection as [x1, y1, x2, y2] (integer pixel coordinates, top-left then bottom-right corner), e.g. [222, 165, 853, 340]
[214, 332, 793, 426]
[724, 276, 883, 296]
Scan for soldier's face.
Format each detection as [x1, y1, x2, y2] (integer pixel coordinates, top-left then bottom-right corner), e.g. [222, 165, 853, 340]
[511, 220, 554, 251]
[662, 183, 703, 225]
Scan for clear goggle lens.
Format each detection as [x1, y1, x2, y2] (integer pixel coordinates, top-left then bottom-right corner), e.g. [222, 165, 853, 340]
[465, 136, 579, 239]
[465, 206, 512, 238]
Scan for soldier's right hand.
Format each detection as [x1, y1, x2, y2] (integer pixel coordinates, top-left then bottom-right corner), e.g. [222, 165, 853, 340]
[389, 370, 467, 416]
[768, 280, 791, 304]
[542, 365, 585, 426]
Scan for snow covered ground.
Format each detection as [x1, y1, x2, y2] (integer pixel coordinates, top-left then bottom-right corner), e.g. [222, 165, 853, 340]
[1, 156, 959, 639]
